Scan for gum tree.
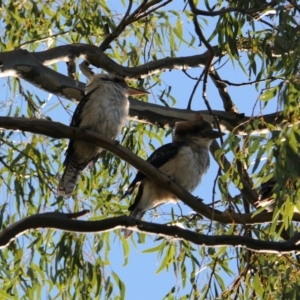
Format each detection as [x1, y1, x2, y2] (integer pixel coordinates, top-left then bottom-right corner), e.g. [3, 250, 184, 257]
[0, 1, 300, 298]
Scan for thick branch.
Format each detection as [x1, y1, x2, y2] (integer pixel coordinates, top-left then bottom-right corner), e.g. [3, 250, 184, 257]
[0, 46, 290, 133]
[0, 44, 210, 78]
[0, 49, 85, 101]
[129, 99, 291, 135]
[0, 45, 210, 102]
[1, 211, 300, 253]
[1, 117, 300, 225]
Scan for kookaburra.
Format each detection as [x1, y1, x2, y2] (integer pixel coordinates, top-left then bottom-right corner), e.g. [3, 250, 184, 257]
[257, 178, 277, 212]
[122, 120, 224, 237]
[58, 74, 149, 198]
[258, 177, 299, 212]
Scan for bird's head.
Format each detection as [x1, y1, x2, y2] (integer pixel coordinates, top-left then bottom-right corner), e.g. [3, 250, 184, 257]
[174, 120, 224, 147]
[89, 74, 149, 96]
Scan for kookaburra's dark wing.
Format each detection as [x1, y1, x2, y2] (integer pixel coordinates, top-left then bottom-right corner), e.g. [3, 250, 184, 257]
[58, 89, 102, 198]
[123, 141, 187, 197]
[71, 88, 98, 127]
[63, 88, 98, 167]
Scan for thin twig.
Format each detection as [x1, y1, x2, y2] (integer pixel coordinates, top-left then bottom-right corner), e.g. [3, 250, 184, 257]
[202, 259, 218, 299]
[99, 0, 133, 51]
[186, 69, 205, 110]
[215, 76, 285, 87]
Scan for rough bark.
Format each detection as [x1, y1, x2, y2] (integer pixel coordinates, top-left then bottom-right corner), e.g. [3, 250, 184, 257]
[0, 45, 288, 133]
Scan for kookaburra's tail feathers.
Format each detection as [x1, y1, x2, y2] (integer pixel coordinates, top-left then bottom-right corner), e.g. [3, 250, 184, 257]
[57, 159, 86, 198]
[123, 209, 145, 238]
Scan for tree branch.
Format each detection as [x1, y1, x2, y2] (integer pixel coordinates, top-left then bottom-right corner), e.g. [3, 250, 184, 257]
[0, 117, 300, 225]
[99, 0, 172, 51]
[0, 49, 85, 101]
[0, 44, 210, 78]
[209, 67, 239, 113]
[188, 0, 278, 17]
[0, 45, 291, 133]
[1, 211, 300, 253]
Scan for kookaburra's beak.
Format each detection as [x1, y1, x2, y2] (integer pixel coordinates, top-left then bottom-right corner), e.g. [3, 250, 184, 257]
[126, 87, 150, 96]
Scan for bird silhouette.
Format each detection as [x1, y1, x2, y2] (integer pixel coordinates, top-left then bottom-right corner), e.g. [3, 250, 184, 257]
[122, 120, 224, 238]
[58, 74, 149, 198]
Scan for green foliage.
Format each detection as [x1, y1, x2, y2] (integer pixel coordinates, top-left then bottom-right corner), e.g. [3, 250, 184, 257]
[0, 0, 300, 299]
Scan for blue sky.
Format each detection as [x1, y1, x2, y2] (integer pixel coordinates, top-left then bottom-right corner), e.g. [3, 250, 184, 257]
[0, 1, 282, 299]
[101, 2, 279, 299]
